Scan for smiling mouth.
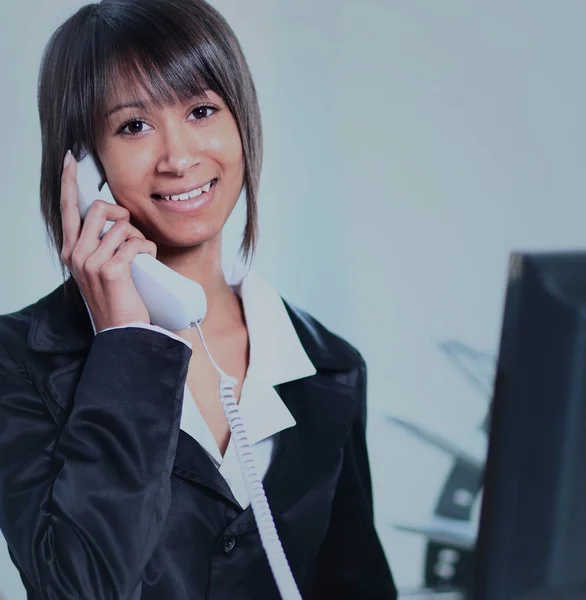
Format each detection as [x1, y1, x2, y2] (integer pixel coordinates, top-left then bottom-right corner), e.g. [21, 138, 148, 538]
[152, 178, 218, 201]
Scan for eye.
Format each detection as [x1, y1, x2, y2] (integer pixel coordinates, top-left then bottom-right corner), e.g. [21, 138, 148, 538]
[189, 104, 218, 121]
[118, 119, 153, 136]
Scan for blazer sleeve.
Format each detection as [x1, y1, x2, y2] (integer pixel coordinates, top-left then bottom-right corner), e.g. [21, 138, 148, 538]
[309, 360, 398, 600]
[0, 327, 191, 600]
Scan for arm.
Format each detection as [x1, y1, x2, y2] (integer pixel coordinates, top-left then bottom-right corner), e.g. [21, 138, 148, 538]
[309, 361, 397, 600]
[0, 326, 191, 600]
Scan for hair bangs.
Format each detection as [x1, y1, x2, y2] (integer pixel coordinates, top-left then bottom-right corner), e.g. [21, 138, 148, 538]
[82, 10, 230, 154]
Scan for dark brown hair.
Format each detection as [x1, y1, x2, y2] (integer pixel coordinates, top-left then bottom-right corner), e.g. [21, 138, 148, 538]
[38, 0, 262, 277]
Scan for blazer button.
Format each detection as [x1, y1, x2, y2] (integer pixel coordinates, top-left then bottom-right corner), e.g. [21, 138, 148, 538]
[223, 535, 237, 554]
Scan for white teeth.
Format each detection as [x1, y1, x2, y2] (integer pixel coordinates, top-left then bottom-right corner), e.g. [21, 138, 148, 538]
[161, 180, 213, 201]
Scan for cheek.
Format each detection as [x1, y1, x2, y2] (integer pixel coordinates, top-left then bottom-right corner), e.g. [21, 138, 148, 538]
[99, 149, 153, 206]
[206, 123, 244, 175]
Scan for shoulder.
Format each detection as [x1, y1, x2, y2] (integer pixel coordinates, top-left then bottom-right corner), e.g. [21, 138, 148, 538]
[0, 297, 38, 368]
[282, 299, 365, 373]
[0, 281, 86, 366]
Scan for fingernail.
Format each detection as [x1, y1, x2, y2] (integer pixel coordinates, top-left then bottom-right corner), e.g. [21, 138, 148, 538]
[63, 150, 72, 170]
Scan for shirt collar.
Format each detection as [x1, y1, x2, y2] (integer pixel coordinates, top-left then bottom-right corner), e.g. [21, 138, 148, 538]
[227, 262, 316, 386]
[180, 265, 316, 462]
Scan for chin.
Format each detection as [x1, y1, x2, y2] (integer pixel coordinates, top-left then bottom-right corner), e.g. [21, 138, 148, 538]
[153, 226, 223, 252]
[134, 204, 233, 251]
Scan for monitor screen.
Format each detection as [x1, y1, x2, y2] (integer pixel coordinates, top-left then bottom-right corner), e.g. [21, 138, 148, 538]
[470, 251, 586, 600]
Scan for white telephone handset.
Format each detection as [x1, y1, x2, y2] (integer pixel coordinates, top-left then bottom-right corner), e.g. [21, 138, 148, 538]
[75, 153, 207, 331]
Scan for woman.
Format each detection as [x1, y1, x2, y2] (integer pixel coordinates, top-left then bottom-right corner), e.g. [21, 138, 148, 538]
[0, 0, 397, 598]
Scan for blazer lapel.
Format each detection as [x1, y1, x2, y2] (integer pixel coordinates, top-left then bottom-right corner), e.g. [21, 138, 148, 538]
[172, 432, 242, 509]
[229, 370, 360, 534]
[266, 373, 359, 516]
[262, 301, 365, 519]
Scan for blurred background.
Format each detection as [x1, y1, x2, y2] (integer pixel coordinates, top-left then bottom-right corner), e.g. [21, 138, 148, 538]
[1, 1, 586, 598]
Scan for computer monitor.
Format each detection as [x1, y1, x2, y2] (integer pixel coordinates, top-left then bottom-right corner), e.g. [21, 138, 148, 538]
[470, 251, 586, 600]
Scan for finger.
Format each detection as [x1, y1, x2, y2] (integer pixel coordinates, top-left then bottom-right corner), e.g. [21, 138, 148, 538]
[76, 200, 131, 257]
[83, 221, 147, 273]
[120, 238, 157, 259]
[99, 237, 158, 281]
[60, 151, 81, 262]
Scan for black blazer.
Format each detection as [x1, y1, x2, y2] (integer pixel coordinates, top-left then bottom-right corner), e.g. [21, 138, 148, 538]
[0, 281, 397, 600]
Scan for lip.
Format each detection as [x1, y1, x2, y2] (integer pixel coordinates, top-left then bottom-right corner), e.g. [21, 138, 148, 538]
[152, 179, 217, 213]
[153, 178, 217, 198]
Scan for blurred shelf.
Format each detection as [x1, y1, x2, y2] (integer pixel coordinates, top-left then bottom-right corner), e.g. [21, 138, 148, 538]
[399, 590, 463, 600]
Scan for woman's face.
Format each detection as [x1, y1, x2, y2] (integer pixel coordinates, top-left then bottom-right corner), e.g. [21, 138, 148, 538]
[96, 84, 244, 251]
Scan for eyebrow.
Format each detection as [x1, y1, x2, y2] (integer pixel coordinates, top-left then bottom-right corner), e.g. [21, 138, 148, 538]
[105, 90, 214, 119]
[105, 100, 150, 118]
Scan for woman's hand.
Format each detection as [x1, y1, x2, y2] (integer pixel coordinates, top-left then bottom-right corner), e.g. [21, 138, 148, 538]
[60, 151, 156, 332]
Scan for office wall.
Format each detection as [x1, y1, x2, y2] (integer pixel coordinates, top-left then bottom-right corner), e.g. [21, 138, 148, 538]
[1, 1, 585, 597]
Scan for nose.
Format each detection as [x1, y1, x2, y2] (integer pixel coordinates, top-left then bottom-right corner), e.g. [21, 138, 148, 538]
[156, 123, 201, 176]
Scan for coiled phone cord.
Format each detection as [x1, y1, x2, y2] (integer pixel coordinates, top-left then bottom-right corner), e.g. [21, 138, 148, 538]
[192, 320, 302, 600]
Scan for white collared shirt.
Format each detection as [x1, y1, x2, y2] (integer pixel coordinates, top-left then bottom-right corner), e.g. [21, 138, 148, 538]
[93, 264, 316, 508]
